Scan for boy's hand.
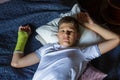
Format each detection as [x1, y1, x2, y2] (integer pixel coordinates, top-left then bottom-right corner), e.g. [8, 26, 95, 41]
[14, 25, 31, 53]
[77, 12, 95, 28]
[19, 25, 31, 36]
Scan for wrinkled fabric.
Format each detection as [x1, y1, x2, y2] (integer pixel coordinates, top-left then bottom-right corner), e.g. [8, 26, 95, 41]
[0, 0, 76, 80]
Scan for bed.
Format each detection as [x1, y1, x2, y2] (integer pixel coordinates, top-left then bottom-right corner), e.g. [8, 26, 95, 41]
[0, 0, 120, 80]
[0, 0, 76, 80]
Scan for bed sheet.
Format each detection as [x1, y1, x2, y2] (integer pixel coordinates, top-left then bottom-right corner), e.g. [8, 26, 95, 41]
[1, 0, 120, 80]
[0, 0, 76, 80]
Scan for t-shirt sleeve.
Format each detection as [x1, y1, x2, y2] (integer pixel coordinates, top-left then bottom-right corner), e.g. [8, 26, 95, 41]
[34, 45, 48, 59]
[81, 44, 101, 61]
[34, 43, 54, 59]
[34, 48, 42, 59]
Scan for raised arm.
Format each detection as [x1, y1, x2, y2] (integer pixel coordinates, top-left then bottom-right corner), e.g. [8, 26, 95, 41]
[77, 12, 120, 54]
[11, 25, 40, 68]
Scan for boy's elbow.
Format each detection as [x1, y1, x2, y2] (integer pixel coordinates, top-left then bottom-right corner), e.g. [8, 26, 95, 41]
[11, 62, 21, 68]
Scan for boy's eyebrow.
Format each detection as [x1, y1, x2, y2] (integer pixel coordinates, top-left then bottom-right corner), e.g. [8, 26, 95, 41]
[59, 28, 75, 31]
[59, 26, 75, 30]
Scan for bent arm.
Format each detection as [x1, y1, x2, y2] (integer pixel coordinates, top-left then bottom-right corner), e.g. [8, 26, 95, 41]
[77, 12, 120, 54]
[11, 25, 40, 68]
[88, 23, 120, 54]
[11, 52, 40, 68]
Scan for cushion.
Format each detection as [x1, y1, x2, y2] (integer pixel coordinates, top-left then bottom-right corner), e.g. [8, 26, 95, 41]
[35, 4, 102, 45]
[79, 65, 107, 80]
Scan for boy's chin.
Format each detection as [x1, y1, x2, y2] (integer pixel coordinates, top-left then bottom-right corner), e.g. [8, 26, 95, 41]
[61, 43, 73, 47]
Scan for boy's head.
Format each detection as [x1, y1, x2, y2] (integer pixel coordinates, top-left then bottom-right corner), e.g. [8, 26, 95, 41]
[57, 16, 80, 47]
[58, 16, 80, 33]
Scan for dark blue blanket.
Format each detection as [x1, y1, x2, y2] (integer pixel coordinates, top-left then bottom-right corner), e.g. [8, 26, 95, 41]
[0, 0, 76, 80]
[91, 45, 120, 80]
[1, 0, 120, 80]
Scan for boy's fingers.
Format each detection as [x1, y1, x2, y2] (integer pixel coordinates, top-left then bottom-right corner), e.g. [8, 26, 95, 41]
[18, 26, 31, 33]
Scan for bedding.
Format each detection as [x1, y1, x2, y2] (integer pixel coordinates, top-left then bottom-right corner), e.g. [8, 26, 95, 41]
[0, 0, 76, 80]
[33, 2, 120, 80]
[35, 4, 102, 46]
[0, 0, 120, 80]
[35, 4, 107, 80]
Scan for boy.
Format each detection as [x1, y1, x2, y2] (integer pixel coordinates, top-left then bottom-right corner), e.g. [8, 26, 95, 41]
[11, 12, 120, 80]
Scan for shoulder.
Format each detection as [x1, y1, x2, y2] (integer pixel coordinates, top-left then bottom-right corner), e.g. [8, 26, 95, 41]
[42, 43, 55, 48]
[38, 43, 59, 52]
[80, 45, 101, 60]
[35, 43, 56, 58]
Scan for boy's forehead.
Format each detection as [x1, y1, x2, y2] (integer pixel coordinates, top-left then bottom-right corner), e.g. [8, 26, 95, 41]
[59, 23, 75, 28]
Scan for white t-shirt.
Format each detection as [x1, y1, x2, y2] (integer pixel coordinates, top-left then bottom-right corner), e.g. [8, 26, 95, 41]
[33, 43, 101, 80]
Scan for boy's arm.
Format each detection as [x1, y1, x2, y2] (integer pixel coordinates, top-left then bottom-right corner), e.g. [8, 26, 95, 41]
[77, 12, 120, 54]
[87, 23, 119, 54]
[11, 25, 40, 68]
[11, 52, 40, 68]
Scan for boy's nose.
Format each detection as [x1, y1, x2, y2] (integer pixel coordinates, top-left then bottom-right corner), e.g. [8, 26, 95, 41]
[65, 31, 71, 35]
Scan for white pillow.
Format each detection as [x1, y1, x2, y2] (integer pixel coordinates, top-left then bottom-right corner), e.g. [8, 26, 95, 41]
[35, 4, 102, 45]
[36, 18, 60, 45]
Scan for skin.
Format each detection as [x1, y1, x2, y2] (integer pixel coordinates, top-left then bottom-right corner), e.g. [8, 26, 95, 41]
[77, 12, 120, 54]
[57, 23, 80, 47]
[11, 12, 120, 68]
[11, 26, 40, 68]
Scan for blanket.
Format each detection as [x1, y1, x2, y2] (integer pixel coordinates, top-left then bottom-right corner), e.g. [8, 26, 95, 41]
[1, 0, 120, 80]
[0, 0, 76, 80]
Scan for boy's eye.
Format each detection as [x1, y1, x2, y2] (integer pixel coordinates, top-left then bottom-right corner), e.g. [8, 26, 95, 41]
[69, 30, 75, 33]
[59, 30, 75, 34]
[68, 30, 75, 33]
[59, 30, 65, 32]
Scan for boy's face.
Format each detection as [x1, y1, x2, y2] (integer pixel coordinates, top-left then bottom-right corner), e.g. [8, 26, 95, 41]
[57, 23, 80, 47]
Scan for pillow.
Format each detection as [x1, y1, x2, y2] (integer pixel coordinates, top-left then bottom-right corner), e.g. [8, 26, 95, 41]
[79, 65, 107, 80]
[35, 4, 102, 45]
[35, 18, 60, 45]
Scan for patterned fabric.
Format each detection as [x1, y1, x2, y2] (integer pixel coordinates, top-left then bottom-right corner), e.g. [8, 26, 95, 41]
[0, 0, 76, 80]
[80, 65, 107, 80]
